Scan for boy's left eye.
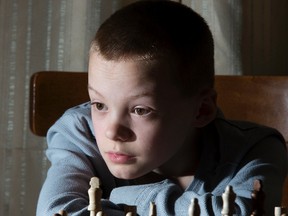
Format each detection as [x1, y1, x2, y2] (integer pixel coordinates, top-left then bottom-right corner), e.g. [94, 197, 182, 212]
[133, 107, 152, 116]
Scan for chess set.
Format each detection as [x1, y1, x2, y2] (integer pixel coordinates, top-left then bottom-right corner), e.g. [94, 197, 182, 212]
[53, 177, 287, 216]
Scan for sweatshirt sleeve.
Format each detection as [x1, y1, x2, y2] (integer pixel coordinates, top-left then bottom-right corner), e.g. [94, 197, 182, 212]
[108, 135, 287, 216]
[36, 103, 117, 216]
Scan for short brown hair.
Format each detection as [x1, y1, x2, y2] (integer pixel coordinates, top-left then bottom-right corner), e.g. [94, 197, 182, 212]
[91, 0, 214, 96]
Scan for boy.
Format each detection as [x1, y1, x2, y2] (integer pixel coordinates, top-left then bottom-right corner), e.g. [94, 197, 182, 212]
[36, 1, 287, 215]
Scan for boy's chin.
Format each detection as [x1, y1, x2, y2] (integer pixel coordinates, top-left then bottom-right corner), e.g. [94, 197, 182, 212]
[135, 171, 167, 183]
[109, 168, 143, 180]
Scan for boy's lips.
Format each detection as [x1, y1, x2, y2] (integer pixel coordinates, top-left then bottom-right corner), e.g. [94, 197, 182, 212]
[106, 151, 136, 164]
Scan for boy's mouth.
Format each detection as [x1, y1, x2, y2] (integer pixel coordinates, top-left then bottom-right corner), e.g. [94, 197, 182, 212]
[106, 151, 136, 164]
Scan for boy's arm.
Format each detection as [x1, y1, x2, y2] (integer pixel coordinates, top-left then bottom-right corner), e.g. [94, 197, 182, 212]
[36, 104, 120, 216]
[108, 135, 287, 215]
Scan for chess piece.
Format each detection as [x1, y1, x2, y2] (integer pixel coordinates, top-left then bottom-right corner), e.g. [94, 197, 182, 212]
[96, 211, 104, 216]
[188, 198, 200, 216]
[88, 177, 102, 216]
[53, 210, 68, 216]
[59, 210, 68, 216]
[124, 205, 137, 216]
[221, 185, 236, 216]
[251, 179, 265, 216]
[149, 202, 157, 216]
[274, 206, 288, 216]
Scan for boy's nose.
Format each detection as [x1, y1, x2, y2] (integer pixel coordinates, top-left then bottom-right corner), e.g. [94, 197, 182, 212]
[105, 123, 134, 142]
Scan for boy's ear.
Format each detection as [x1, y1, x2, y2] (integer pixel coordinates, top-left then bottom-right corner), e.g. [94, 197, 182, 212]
[193, 88, 217, 128]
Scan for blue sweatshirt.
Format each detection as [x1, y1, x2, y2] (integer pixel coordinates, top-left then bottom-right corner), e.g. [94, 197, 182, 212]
[36, 102, 287, 216]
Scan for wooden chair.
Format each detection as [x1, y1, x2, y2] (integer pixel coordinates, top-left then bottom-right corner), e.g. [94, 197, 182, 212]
[29, 71, 89, 136]
[29, 71, 288, 206]
[214, 76, 288, 207]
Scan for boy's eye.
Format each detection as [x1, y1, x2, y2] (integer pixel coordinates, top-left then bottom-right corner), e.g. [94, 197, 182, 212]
[91, 102, 107, 111]
[133, 107, 151, 116]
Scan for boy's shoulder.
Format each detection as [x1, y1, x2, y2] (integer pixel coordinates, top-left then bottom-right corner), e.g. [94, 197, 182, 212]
[62, 101, 91, 118]
[56, 102, 92, 128]
[216, 116, 284, 140]
[214, 110, 284, 142]
[46, 102, 98, 156]
[211, 114, 286, 164]
[47, 102, 94, 140]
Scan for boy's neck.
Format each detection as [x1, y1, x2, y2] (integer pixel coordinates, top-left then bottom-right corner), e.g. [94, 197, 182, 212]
[155, 128, 202, 176]
[173, 175, 195, 190]
[133, 129, 203, 189]
[133, 171, 196, 190]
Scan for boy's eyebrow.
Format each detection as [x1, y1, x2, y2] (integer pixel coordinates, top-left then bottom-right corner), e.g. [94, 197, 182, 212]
[88, 84, 95, 91]
[129, 91, 155, 99]
[88, 84, 154, 99]
[88, 84, 103, 97]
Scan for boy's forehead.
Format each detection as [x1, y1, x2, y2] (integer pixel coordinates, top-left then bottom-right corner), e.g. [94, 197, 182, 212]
[89, 52, 187, 100]
[89, 51, 173, 79]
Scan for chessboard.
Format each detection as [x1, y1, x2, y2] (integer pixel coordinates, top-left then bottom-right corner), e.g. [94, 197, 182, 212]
[53, 177, 287, 216]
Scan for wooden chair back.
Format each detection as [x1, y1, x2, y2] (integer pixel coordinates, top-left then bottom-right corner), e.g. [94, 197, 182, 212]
[29, 71, 89, 136]
[29, 71, 288, 206]
[214, 76, 288, 206]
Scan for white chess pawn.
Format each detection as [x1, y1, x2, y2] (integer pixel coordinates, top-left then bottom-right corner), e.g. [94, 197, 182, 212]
[124, 205, 137, 216]
[221, 185, 236, 216]
[188, 198, 200, 216]
[274, 206, 288, 216]
[149, 202, 157, 216]
[96, 211, 104, 216]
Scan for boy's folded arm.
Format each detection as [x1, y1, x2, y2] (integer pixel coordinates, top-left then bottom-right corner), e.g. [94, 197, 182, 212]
[36, 147, 123, 216]
[36, 132, 98, 216]
[36, 107, 116, 216]
[107, 136, 287, 216]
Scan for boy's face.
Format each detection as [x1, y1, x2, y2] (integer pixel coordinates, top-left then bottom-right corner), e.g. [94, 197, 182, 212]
[88, 52, 202, 180]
